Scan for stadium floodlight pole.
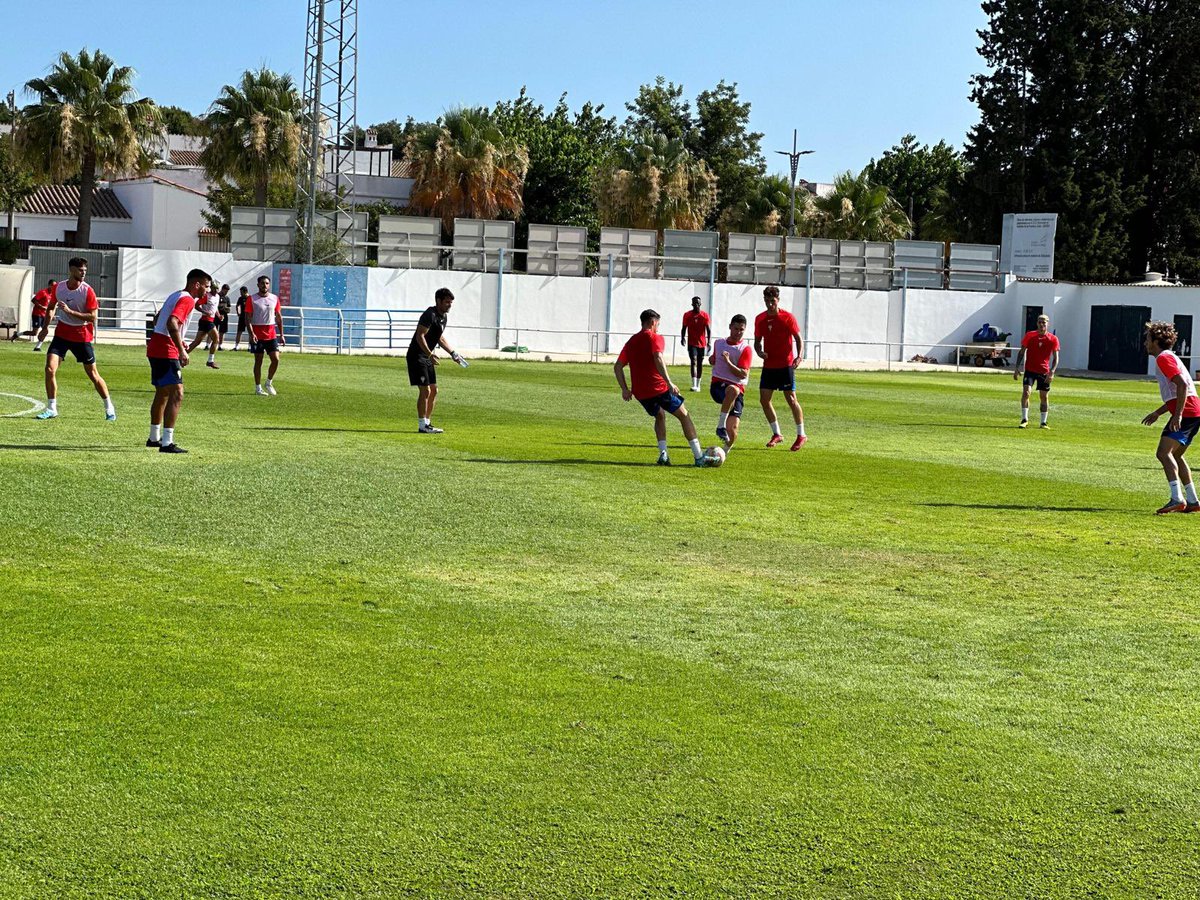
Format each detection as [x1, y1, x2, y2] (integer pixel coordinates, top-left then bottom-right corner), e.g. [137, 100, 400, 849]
[5, 90, 15, 241]
[304, 2, 324, 264]
[775, 129, 814, 237]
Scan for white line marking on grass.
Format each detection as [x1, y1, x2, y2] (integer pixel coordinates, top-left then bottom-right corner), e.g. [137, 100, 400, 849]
[0, 392, 46, 418]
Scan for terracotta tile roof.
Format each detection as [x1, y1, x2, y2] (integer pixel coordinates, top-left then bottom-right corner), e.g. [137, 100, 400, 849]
[20, 185, 132, 220]
[169, 150, 203, 166]
[391, 159, 416, 178]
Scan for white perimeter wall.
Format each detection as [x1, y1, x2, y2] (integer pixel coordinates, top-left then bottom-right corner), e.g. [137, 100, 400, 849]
[119, 248, 272, 301]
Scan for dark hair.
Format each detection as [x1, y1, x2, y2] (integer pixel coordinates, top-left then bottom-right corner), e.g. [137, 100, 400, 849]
[68, 257, 87, 269]
[47, 278, 56, 286]
[640, 308, 661, 325]
[240, 285, 249, 293]
[435, 287, 455, 301]
[1146, 321, 1177, 350]
[221, 284, 230, 290]
[763, 285, 780, 300]
[186, 268, 212, 285]
[731, 314, 747, 326]
[691, 296, 702, 305]
[257, 275, 270, 283]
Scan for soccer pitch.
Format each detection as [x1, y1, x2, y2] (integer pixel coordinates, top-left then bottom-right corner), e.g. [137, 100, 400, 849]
[1, 343, 1197, 898]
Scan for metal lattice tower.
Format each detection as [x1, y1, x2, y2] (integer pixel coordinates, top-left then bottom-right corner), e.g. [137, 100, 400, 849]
[296, 0, 358, 263]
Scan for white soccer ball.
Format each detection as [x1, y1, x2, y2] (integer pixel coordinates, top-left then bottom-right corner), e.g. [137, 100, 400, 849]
[704, 445, 726, 467]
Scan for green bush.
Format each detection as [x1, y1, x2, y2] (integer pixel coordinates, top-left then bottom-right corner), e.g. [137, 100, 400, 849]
[0, 236, 18, 265]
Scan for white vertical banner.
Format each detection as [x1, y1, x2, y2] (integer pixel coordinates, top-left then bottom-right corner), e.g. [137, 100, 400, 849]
[1000, 213, 1058, 278]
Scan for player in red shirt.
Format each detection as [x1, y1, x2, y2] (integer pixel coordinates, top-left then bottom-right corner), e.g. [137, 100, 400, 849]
[35, 257, 116, 421]
[614, 309, 710, 467]
[681, 296, 711, 392]
[753, 285, 807, 450]
[1141, 321, 1200, 513]
[147, 268, 211, 454]
[1014, 314, 1061, 428]
[27, 278, 56, 351]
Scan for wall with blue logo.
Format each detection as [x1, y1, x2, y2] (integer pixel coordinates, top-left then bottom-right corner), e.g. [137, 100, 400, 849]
[273, 263, 370, 348]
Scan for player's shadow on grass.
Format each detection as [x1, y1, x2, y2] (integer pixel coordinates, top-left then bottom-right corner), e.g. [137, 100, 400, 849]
[900, 422, 1016, 429]
[467, 456, 653, 468]
[921, 502, 1114, 512]
[251, 426, 413, 434]
[0, 443, 139, 453]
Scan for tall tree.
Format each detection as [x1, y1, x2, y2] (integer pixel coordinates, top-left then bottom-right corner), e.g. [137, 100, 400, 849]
[159, 104, 203, 136]
[690, 81, 765, 229]
[806, 169, 911, 241]
[404, 107, 529, 229]
[17, 49, 160, 247]
[865, 135, 966, 239]
[716, 173, 791, 235]
[624, 77, 692, 142]
[200, 68, 304, 208]
[594, 131, 717, 231]
[0, 128, 37, 241]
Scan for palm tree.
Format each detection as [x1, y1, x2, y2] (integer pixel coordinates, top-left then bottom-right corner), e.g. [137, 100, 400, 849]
[717, 173, 792, 234]
[594, 131, 717, 231]
[404, 107, 529, 229]
[201, 68, 304, 208]
[17, 49, 160, 247]
[806, 169, 911, 241]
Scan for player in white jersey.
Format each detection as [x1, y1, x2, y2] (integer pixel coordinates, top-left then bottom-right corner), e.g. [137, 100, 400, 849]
[709, 314, 754, 450]
[35, 257, 116, 421]
[185, 284, 222, 369]
[248, 275, 284, 395]
[1141, 321, 1200, 514]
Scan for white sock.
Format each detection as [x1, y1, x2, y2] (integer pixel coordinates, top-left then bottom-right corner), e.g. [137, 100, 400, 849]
[103, 397, 115, 415]
[657, 440, 668, 453]
[420, 417, 430, 428]
[1187, 483, 1199, 505]
[265, 378, 273, 388]
[1041, 409, 1049, 425]
[47, 398, 57, 412]
[717, 412, 729, 429]
[797, 421, 806, 437]
[34, 341, 42, 350]
[1021, 406, 1029, 421]
[162, 427, 175, 446]
[149, 423, 161, 442]
[1169, 480, 1183, 503]
[688, 438, 703, 460]
[208, 353, 215, 363]
[770, 420, 781, 436]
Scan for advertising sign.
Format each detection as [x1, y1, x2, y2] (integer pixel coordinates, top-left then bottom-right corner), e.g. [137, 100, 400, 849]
[1001, 213, 1058, 278]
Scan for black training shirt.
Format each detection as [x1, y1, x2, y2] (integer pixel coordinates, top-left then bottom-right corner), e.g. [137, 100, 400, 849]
[408, 306, 448, 357]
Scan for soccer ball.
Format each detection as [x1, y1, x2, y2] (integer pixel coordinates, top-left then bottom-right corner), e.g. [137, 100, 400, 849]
[704, 445, 726, 467]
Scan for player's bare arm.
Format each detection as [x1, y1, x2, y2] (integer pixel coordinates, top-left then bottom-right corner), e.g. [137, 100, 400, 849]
[722, 352, 749, 379]
[275, 311, 285, 345]
[1013, 347, 1027, 379]
[1142, 402, 1171, 425]
[167, 317, 189, 366]
[793, 333, 804, 367]
[613, 362, 632, 401]
[38, 304, 56, 340]
[1049, 350, 1059, 379]
[754, 337, 765, 360]
[415, 326, 438, 364]
[1170, 375, 1188, 430]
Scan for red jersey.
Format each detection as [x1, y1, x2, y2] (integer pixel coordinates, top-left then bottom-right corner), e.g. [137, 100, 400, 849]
[32, 287, 54, 315]
[1155, 350, 1200, 416]
[1021, 331, 1060, 375]
[682, 309, 711, 348]
[617, 329, 670, 400]
[148, 290, 197, 359]
[52, 280, 98, 343]
[754, 309, 801, 367]
[248, 292, 281, 340]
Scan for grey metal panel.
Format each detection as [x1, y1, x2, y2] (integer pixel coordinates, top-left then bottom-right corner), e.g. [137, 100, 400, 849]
[663, 229, 718, 281]
[378, 215, 442, 269]
[783, 236, 812, 285]
[838, 240, 866, 289]
[599, 227, 657, 278]
[893, 239, 945, 289]
[231, 206, 296, 262]
[864, 241, 893, 290]
[949, 242, 1001, 292]
[29, 247, 119, 299]
[811, 237, 838, 287]
[527, 223, 587, 277]
[453, 218, 515, 272]
[727, 233, 783, 284]
[313, 210, 369, 265]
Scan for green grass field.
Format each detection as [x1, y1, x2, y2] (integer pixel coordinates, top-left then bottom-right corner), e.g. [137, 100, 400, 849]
[1, 342, 1198, 898]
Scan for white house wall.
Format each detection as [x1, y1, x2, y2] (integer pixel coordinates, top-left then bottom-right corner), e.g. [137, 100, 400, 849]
[12, 214, 132, 246]
[110, 181, 210, 251]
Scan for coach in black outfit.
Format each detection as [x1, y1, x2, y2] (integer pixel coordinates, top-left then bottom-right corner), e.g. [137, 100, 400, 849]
[407, 287, 467, 434]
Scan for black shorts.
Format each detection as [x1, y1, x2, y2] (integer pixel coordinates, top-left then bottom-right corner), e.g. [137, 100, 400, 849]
[1023, 372, 1052, 392]
[217, 317, 229, 335]
[760, 366, 795, 392]
[32, 314, 47, 331]
[48, 336, 95, 365]
[1163, 417, 1200, 447]
[710, 380, 744, 417]
[408, 354, 436, 386]
[149, 357, 184, 388]
[196, 319, 216, 333]
[638, 389, 685, 417]
[237, 316, 249, 333]
[255, 338, 280, 355]
[688, 345, 706, 365]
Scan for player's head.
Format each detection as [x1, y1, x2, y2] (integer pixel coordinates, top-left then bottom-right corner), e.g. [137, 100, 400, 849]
[1037, 314, 1049, 334]
[239, 285, 249, 296]
[185, 268, 212, 295]
[763, 285, 780, 312]
[640, 308, 661, 331]
[1145, 321, 1177, 355]
[691, 296, 702, 311]
[729, 313, 747, 341]
[68, 257, 87, 279]
[257, 275, 271, 293]
[220, 283, 230, 294]
[434, 287, 454, 312]
[46, 278, 56, 287]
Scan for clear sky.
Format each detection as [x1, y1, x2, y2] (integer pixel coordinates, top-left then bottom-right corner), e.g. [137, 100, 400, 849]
[3, 0, 989, 183]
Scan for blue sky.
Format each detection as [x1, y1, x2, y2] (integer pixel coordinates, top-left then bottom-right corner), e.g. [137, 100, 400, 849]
[3, 0, 989, 183]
